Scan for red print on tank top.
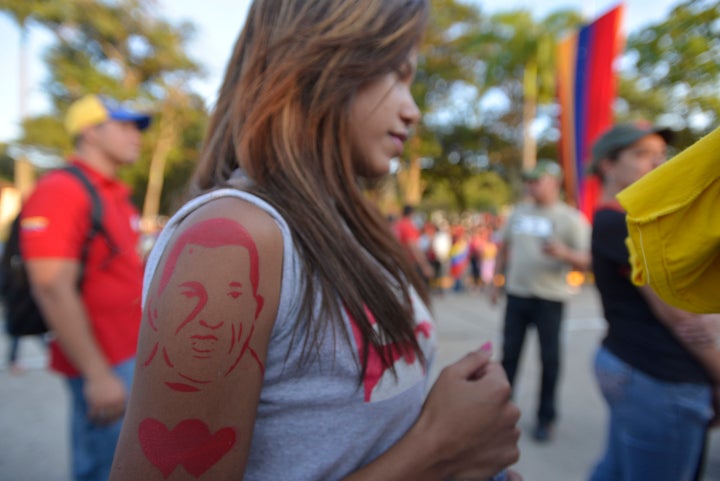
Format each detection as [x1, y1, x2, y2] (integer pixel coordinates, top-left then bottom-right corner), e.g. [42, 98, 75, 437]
[347, 305, 433, 402]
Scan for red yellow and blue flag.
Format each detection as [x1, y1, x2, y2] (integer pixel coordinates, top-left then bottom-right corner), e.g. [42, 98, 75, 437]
[556, 3, 625, 219]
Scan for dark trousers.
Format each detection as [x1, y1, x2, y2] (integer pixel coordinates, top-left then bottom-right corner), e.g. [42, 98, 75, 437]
[8, 336, 20, 364]
[501, 294, 564, 424]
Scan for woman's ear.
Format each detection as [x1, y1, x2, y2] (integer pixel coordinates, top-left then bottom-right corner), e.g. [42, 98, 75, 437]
[598, 157, 613, 182]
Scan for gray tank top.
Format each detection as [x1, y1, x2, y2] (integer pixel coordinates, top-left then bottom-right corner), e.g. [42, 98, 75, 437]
[143, 188, 437, 480]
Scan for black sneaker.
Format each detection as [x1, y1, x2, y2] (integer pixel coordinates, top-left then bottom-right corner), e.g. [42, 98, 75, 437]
[532, 421, 553, 442]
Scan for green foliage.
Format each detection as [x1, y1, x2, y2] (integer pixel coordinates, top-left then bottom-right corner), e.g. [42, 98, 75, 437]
[624, 0, 720, 131]
[410, 3, 583, 212]
[40, 0, 200, 106]
[464, 170, 512, 212]
[423, 169, 511, 213]
[19, 115, 71, 155]
[4, 0, 720, 218]
[0, 0, 60, 25]
[413, 0, 580, 210]
[123, 93, 208, 214]
[409, 0, 484, 171]
[1, 0, 205, 214]
[0, 143, 14, 183]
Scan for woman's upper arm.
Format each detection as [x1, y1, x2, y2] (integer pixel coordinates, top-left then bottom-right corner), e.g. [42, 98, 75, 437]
[637, 283, 692, 327]
[111, 197, 284, 481]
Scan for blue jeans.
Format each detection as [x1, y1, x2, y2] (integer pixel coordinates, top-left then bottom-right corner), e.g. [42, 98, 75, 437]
[66, 358, 135, 481]
[501, 294, 563, 424]
[589, 347, 712, 481]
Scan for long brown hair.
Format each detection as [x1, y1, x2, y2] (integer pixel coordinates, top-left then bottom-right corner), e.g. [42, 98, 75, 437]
[192, 0, 430, 377]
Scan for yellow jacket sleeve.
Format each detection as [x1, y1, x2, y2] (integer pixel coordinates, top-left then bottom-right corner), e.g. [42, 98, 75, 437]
[616, 125, 720, 313]
[624, 236, 646, 287]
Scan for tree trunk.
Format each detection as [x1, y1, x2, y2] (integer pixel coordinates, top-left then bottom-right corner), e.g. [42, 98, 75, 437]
[401, 135, 424, 206]
[141, 100, 178, 229]
[15, 25, 35, 199]
[404, 155, 423, 206]
[522, 61, 538, 171]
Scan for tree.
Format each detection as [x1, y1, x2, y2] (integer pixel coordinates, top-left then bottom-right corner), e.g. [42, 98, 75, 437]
[0, 0, 60, 197]
[622, 0, 720, 140]
[0, 0, 204, 221]
[0, 143, 15, 183]
[7, 0, 713, 219]
[473, 9, 581, 172]
[410, 5, 581, 212]
[398, 0, 485, 209]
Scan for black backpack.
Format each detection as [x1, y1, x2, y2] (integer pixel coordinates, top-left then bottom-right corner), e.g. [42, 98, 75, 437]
[0, 165, 111, 337]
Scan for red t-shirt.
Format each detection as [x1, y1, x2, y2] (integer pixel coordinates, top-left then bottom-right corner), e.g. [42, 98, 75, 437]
[393, 217, 420, 263]
[20, 159, 143, 376]
[394, 217, 419, 245]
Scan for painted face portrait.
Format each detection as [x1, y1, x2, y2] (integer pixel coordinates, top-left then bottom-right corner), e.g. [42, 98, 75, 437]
[143, 218, 265, 392]
[164, 243, 257, 387]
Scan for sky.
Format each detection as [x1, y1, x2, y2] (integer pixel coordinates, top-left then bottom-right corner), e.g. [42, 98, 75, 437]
[0, 0, 682, 144]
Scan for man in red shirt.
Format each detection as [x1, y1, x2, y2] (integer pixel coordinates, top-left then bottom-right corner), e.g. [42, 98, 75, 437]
[21, 94, 150, 481]
[393, 205, 433, 283]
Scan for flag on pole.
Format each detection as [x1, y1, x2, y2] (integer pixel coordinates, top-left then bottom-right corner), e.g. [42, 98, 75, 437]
[556, 3, 625, 219]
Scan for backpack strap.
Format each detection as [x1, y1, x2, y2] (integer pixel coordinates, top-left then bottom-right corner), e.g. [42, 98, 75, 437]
[61, 165, 119, 281]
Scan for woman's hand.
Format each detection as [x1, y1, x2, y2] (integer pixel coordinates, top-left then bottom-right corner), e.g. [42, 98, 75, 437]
[415, 347, 521, 480]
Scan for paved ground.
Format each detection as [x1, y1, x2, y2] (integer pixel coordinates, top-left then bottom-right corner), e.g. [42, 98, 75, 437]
[1, 286, 718, 481]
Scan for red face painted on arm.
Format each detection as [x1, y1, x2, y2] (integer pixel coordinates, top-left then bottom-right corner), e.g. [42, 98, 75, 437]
[141, 218, 266, 392]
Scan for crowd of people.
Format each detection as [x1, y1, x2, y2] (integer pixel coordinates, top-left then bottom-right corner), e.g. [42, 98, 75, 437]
[393, 208, 503, 294]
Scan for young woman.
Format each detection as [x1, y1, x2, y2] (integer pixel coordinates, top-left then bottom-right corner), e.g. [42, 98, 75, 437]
[110, 1, 521, 480]
[588, 123, 720, 481]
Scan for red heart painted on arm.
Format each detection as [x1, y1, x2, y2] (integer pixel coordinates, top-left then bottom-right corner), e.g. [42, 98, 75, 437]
[139, 418, 236, 478]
